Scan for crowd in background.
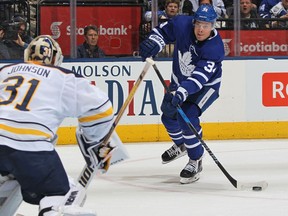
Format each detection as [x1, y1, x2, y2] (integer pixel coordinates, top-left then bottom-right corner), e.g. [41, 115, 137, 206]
[143, 0, 288, 29]
[1, 0, 288, 59]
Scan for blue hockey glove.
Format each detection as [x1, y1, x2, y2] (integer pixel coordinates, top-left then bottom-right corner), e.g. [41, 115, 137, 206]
[139, 34, 165, 61]
[172, 87, 188, 107]
[161, 93, 178, 119]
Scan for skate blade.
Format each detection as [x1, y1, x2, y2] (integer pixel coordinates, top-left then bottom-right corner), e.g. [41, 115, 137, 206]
[180, 173, 200, 184]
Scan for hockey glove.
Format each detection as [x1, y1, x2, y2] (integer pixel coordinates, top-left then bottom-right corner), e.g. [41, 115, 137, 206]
[172, 87, 188, 107]
[161, 93, 178, 119]
[139, 34, 165, 61]
[76, 130, 116, 173]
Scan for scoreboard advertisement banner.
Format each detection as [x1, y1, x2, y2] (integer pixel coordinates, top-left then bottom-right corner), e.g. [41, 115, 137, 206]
[39, 4, 288, 57]
[219, 30, 288, 57]
[39, 5, 142, 56]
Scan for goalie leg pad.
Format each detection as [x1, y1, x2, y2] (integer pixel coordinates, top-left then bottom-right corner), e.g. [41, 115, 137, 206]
[39, 182, 96, 216]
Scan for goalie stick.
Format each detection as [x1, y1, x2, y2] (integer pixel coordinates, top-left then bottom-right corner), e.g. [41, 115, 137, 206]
[77, 58, 153, 191]
[13, 60, 153, 216]
[148, 58, 268, 191]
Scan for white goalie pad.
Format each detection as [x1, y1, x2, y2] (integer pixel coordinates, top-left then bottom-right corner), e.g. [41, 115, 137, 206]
[39, 181, 96, 216]
[0, 177, 22, 216]
[109, 131, 129, 167]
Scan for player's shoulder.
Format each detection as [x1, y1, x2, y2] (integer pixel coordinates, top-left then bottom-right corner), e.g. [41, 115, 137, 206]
[51, 65, 83, 78]
[0, 62, 19, 71]
[210, 29, 224, 43]
[27, 62, 83, 78]
[202, 30, 224, 61]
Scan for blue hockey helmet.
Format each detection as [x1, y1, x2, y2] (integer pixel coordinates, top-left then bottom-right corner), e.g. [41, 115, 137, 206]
[194, 4, 217, 23]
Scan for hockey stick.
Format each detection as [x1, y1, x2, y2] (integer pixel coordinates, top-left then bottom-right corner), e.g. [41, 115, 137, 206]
[77, 58, 153, 190]
[148, 58, 268, 191]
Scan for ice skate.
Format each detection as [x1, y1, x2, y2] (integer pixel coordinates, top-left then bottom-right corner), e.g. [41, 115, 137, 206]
[161, 144, 187, 164]
[180, 158, 203, 184]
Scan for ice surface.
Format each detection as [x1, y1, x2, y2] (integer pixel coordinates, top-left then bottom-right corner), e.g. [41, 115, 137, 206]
[16, 139, 288, 216]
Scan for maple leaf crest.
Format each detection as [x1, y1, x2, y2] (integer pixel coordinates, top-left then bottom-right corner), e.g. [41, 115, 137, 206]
[178, 50, 195, 77]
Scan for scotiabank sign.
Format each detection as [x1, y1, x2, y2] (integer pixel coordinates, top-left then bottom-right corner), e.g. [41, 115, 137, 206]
[219, 30, 288, 56]
[262, 73, 288, 106]
[39, 6, 142, 56]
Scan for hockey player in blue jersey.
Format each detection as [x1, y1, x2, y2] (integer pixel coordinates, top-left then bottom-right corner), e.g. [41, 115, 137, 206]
[139, 4, 225, 184]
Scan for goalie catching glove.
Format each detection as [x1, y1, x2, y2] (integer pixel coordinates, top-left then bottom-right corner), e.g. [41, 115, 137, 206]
[76, 129, 116, 173]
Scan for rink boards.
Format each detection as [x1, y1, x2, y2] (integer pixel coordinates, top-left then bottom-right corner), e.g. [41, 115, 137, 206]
[1, 58, 288, 144]
[57, 58, 288, 144]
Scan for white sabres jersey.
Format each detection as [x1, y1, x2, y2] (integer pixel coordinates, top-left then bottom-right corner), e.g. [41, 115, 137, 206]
[0, 62, 114, 152]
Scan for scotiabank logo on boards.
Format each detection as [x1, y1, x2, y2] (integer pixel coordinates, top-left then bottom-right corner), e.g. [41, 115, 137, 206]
[262, 73, 288, 106]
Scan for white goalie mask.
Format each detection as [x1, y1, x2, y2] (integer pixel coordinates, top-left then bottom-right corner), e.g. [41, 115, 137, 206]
[24, 35, 63, 66]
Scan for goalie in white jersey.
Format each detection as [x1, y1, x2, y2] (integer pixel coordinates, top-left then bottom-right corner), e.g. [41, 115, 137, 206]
[0, 35, 115, 215]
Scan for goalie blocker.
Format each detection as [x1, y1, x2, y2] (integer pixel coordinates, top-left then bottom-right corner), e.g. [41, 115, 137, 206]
[76, 128, 115, 172]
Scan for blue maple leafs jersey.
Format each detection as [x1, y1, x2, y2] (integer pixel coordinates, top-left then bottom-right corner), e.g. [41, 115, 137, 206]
[259, 0, 281, 18]
[152, 15, 224, 95]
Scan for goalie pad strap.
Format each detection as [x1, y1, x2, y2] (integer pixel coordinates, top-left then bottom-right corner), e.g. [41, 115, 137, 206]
[38, 207, 52, 216]
[38, 182, 95, 215]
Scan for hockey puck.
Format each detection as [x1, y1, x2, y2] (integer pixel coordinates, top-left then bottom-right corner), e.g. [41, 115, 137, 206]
[252, 186, 262, 191]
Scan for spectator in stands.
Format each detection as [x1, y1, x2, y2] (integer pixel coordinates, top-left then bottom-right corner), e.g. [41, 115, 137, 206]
[269, 0, 288, 27]
[181, 0, 193, 15]
[178, 0, 226, 17]
[143, 0, 180, 57]
[77, 25, 105, 58]
[228, 0, 263, 29]
[1, 20, 27, 59]
[144, 0, 180, 22]
[12, 15, 33, 47]
[259, 0, 281, 18]
[141, 0, 180, 42]
[0, 24, 10, 59]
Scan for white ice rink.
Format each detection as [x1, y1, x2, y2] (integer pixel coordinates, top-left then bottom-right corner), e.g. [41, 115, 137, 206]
[16, 139, 288, 216]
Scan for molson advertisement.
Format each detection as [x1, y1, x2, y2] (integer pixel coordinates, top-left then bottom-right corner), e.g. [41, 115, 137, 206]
[67, 61, 165, 123]
[39, 5, 142, 56]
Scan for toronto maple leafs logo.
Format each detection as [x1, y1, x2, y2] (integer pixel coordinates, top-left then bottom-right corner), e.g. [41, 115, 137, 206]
[178, 50, 195, 77]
